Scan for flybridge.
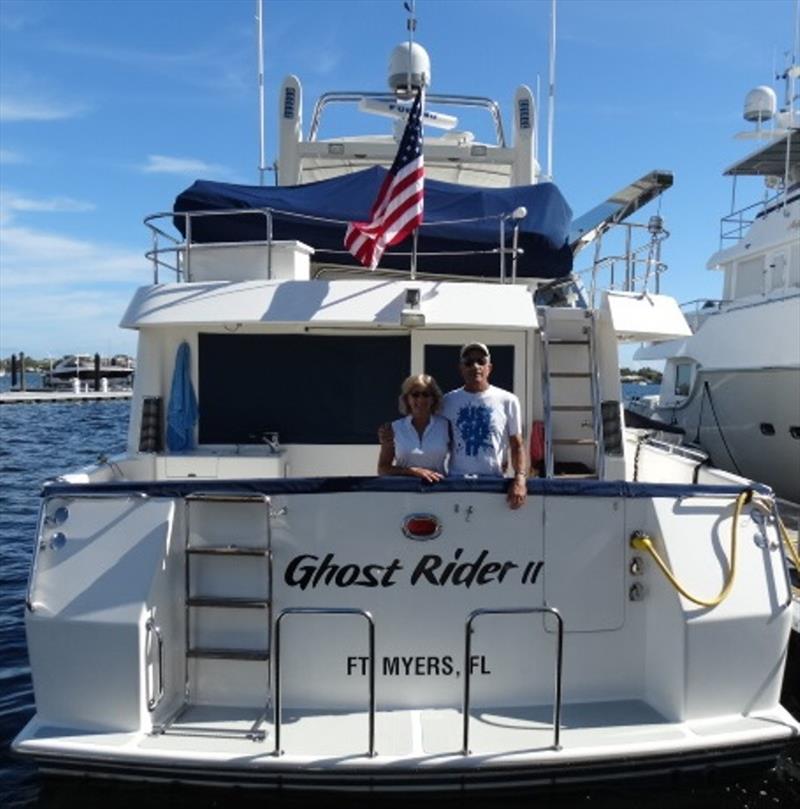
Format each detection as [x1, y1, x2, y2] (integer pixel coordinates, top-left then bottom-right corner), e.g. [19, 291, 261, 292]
[168, 168, 574, 280]
[277, 39, 537, 187]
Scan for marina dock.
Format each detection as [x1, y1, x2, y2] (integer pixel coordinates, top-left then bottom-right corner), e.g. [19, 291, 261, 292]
[0, 390, 132, 405]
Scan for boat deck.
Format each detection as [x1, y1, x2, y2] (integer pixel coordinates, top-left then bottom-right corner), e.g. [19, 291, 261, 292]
[17, 701, 797, 785]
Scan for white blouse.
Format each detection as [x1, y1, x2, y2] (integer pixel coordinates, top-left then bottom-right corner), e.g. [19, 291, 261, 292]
[392, 415, 449, 474]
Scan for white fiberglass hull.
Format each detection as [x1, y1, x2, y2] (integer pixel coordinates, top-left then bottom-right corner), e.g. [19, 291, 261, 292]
[648, 366, 800, 504]
[11, 471, 800, 790]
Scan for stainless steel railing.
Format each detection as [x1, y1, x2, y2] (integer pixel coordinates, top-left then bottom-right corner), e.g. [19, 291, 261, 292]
[462, 606, 564, 755]
[145, 617, 165, 711]
[273, 607, 376, 757]
[580, 218, 670, 308]
[143, 207, 527, 285]
[307, 91, 507, 146]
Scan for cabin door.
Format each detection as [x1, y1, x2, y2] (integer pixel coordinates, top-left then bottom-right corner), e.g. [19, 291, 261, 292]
[411, 330, 529, 418]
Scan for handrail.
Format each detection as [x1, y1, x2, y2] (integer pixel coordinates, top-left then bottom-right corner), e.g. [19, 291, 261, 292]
[579, 219, 670, 308]
[42, 490, 150, 500]
[25, 504, 49, 613]
[538, 308, 555, 479]
[718, 190, 791, 246]
[143, 206, 525, 284]
[462, 606, 564, 755]
[145, 617, 165, 711]
[307, 90, 507, 146]
[586, 312, 605, 479]
[273, 607, 376, 757]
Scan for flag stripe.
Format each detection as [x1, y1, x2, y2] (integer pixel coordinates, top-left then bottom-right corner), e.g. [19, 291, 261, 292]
[344, 90, 425, 270]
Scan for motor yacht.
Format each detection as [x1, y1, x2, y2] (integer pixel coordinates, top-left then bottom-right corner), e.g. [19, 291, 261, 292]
[43, 354, 135, 388]
[632, 64, 800, 505]
[12, 35, 799, 792]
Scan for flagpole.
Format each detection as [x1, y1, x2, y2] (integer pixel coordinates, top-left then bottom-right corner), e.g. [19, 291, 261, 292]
[257, 0, 267, 186]
[411, 85, 424, 280]
[546, 0, 557, 181]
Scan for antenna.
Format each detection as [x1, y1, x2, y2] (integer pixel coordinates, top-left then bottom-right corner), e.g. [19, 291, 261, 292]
[546, 0, 557, 181]
[404, 0, 417, 93]
[257, 0, 267, 185]
[535, 73, 541, 167]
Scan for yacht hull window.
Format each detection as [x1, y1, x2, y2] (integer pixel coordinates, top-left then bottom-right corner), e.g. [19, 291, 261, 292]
[198, 333, 410, 445]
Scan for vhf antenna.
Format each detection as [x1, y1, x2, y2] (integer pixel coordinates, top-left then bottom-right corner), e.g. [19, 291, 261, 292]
[404, 1, 417, 96]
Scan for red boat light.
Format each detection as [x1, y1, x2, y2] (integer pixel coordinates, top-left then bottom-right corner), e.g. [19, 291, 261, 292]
[402, 514, 442, 540]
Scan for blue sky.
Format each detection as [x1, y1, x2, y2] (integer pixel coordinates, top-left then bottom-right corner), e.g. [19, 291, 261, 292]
[0, 0, 795, 361]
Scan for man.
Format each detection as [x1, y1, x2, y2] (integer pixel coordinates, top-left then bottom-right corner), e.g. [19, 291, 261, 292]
[442, 343, 527, 510]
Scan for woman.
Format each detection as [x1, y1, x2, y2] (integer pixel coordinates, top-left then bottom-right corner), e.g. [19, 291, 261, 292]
[378, 374, 449, 482]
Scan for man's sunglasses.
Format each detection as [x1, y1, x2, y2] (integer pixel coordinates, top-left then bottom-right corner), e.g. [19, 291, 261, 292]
[461, 356, 488, 366]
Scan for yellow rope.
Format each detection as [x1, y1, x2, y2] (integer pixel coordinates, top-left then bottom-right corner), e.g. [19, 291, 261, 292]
[630, 490, 749, 608]
[632, 490, 800, 607]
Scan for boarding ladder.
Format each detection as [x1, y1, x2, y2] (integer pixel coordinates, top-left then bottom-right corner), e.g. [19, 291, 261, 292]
[538, 308, 605, 479]
[155, 492, 274, 741]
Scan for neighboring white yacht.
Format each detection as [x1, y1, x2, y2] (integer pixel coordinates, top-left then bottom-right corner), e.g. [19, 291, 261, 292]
[633, 66, 800, 504]
[12, 36, 799, 792]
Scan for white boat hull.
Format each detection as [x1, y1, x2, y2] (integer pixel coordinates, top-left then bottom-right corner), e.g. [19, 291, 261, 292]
[645, 366, 800, 503]
[12, 474, 800, 788]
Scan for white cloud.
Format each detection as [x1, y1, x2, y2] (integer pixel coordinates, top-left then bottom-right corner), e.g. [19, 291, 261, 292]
[1, 190, 95, 215]
[0, 219, 144, 355]
[140, 154, 231, 177]
[47, 36, 251, 94]
[0, 96, 88, 122]
[0, 287, 138, 356]
[313, 49, 342, 76]
[0, 223, 145, 288]
[0, 148, 25, 164]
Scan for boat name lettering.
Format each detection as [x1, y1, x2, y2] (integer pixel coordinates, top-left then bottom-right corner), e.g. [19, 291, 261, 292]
[283, 550, 544, 590]
[346, 655, 491, 677]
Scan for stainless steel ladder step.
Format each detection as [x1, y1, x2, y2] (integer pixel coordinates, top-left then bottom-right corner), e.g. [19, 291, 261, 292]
[156, 493, 275, 743]
[551, 405, 593, 412]
[185, 493, 270, 504]
[187, 545, 269, 556]
[547, 339, 590, 345]
[188, 647, 270, 661]
[550, 372, 591, 378]
[187, 596, 270, 609]
[552, 438, 599, 445]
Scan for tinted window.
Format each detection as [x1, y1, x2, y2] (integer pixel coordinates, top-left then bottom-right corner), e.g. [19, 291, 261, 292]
[674, 363, 692, 397]
[198, 334, 410, 444]
[424, 344, 515, 395]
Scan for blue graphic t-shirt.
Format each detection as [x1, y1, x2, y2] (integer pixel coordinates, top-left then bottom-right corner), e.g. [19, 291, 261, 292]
[442, 386, 522, 477]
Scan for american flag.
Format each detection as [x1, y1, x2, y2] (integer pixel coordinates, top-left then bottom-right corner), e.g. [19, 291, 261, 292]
[344, 90, 424, 269]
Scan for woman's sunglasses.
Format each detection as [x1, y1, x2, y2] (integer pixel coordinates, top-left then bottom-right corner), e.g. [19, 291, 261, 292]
[409, 391, 433, 399]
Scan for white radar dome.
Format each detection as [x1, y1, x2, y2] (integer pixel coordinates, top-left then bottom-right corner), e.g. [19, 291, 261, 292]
[388, 42, 431, 93]
[743, 85, 777, 122]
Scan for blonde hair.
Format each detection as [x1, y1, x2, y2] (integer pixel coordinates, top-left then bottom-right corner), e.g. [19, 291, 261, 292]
[398, 374, 443, 415]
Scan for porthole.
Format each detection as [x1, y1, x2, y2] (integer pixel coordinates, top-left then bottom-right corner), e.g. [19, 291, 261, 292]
[790, 426, 800, 440]
[759, 423, 775, 436]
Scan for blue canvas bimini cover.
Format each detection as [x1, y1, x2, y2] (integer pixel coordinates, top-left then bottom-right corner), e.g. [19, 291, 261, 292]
[173, 167, 573, 278]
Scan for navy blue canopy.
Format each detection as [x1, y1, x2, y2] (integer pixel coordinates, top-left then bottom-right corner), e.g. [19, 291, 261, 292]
[173, 167, 573, 278]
